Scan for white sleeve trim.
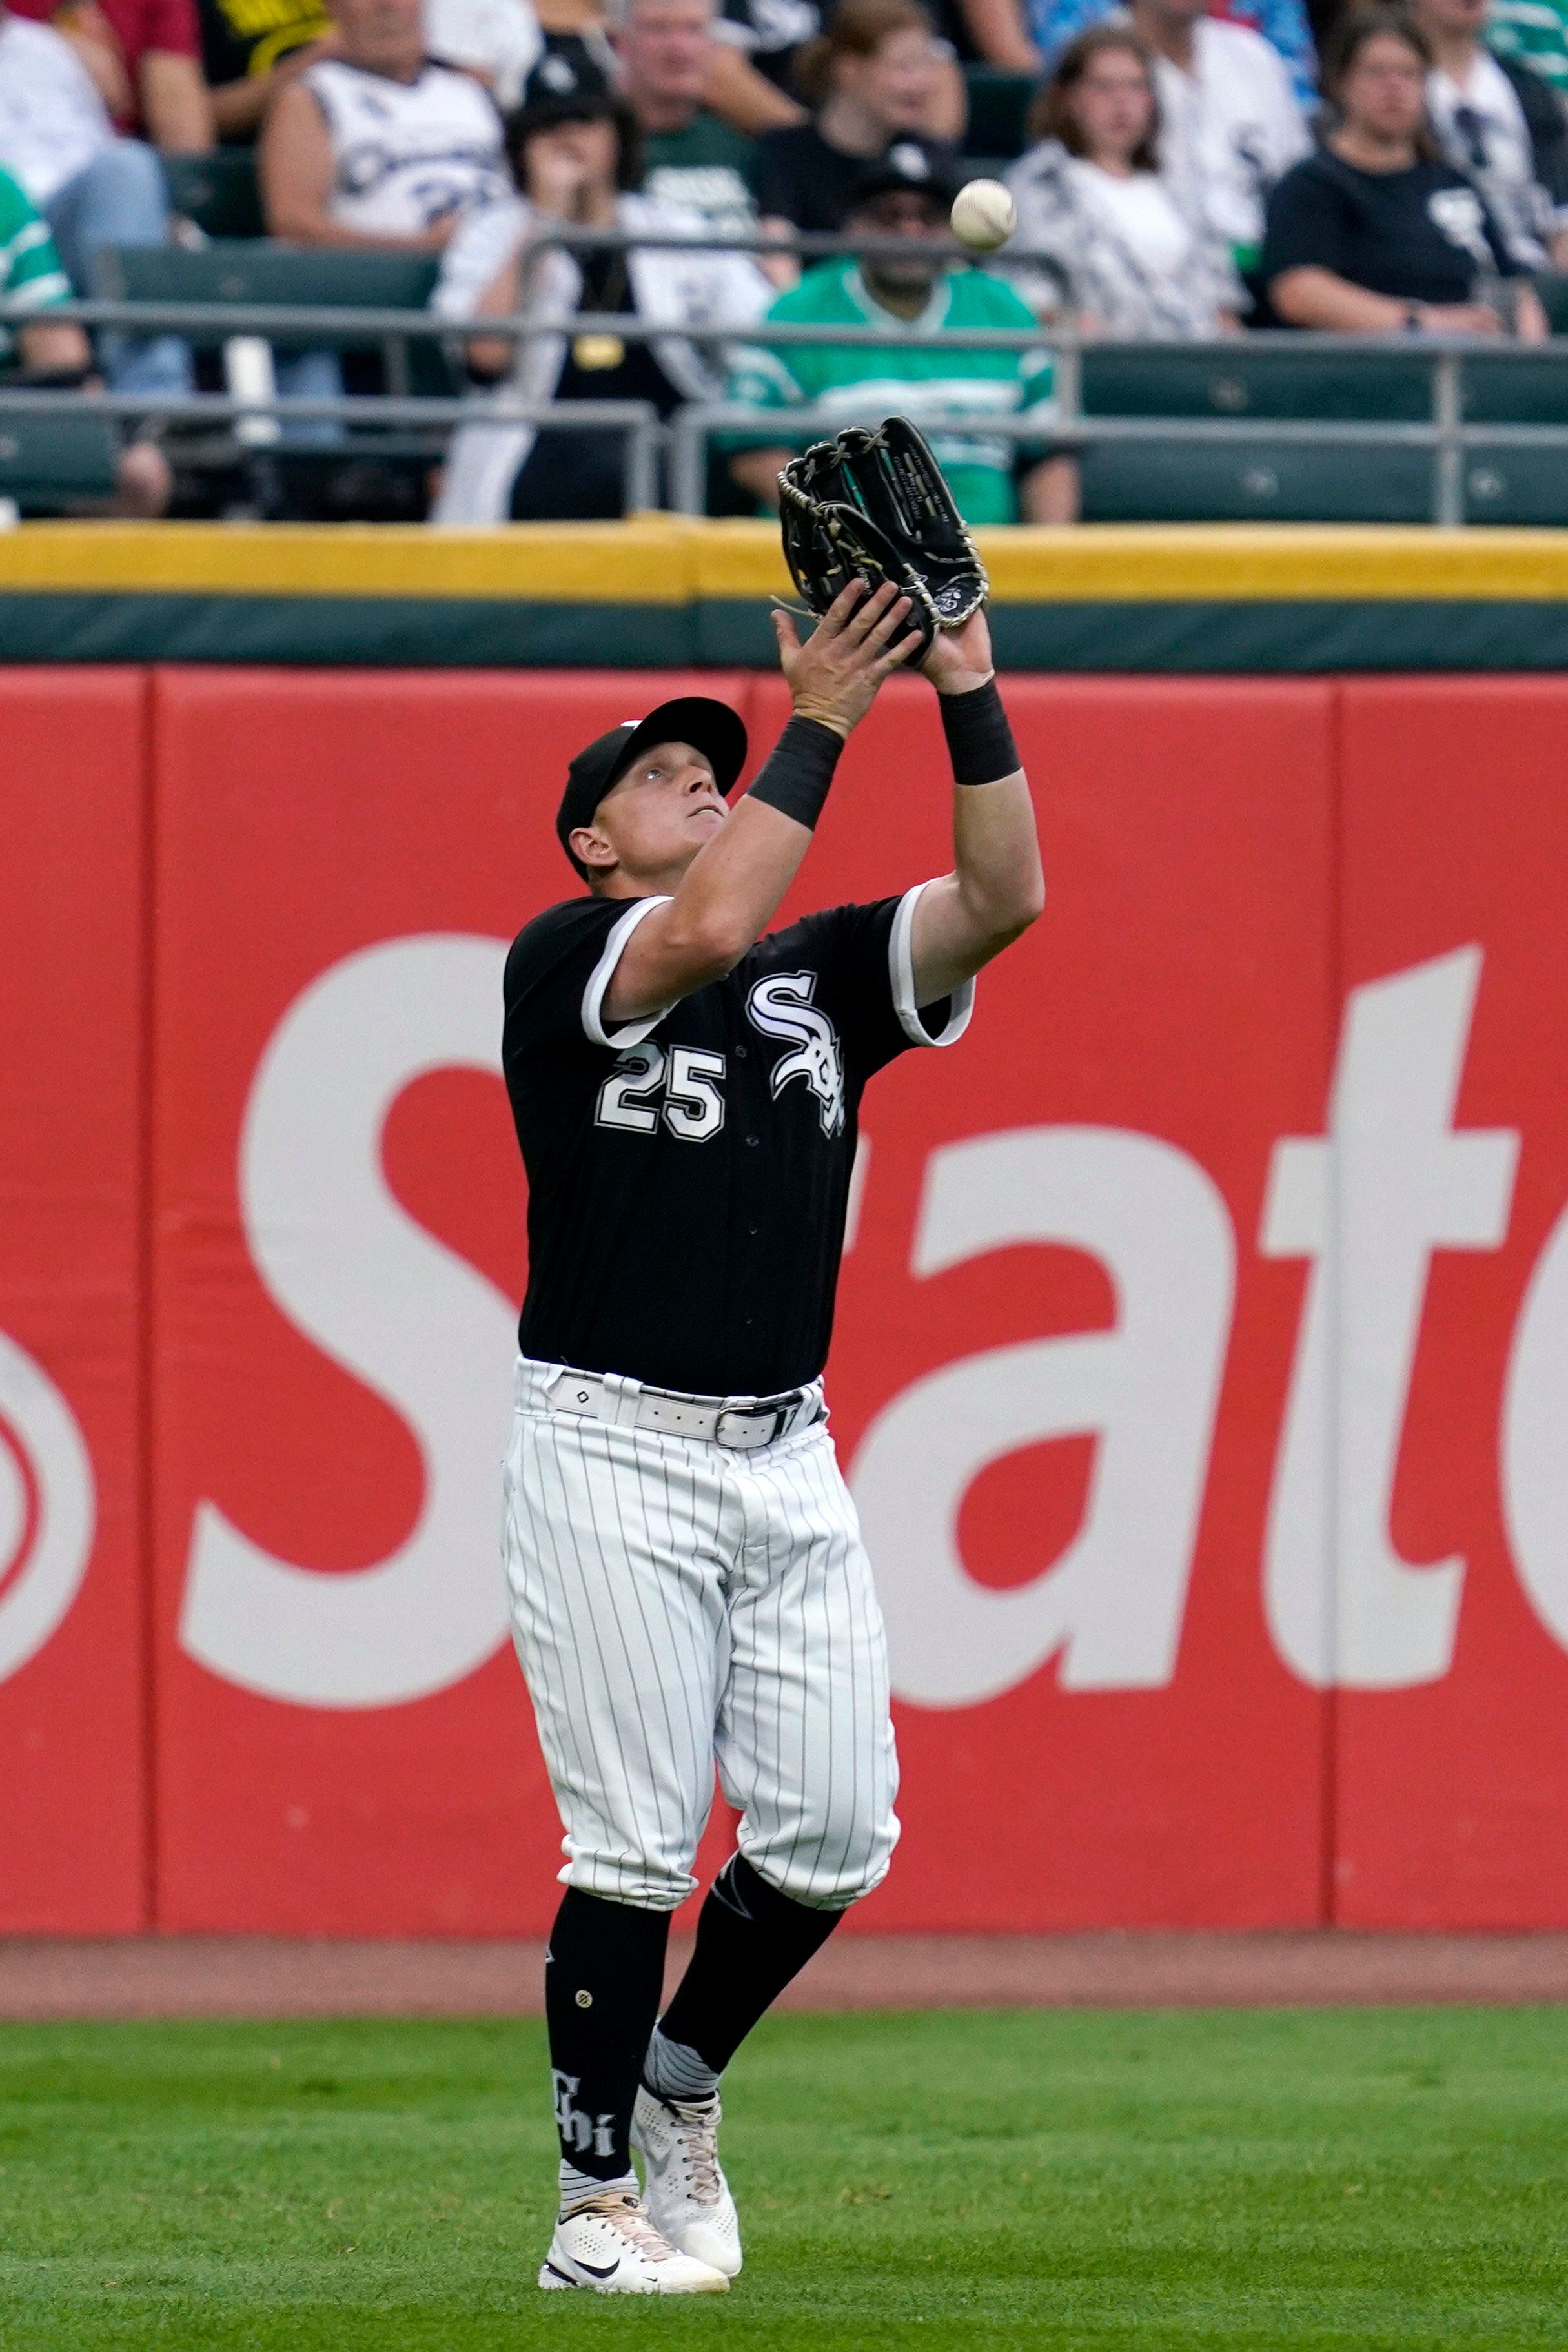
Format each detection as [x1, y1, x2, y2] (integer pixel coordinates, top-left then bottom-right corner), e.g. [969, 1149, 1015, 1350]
[888, 880, 976, 1048]
[582, 895, 674, 1050]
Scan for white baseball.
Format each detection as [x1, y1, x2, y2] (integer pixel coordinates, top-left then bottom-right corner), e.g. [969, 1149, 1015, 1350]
[950, 178, 1017, 252]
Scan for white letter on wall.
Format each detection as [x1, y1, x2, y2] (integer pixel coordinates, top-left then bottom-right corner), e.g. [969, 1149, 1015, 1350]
[1502, 1204, 1568, 1649]
[853, 1127, 1234, 1708]
[0, 1333, 96, 1682]
[179, 935, 516, 1708]
[1261, 948, 1517, 1689]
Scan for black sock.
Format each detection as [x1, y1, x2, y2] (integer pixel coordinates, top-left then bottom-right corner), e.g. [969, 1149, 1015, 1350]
[545, 1888, 670, 2180]
[655, 1854, 844, 2078]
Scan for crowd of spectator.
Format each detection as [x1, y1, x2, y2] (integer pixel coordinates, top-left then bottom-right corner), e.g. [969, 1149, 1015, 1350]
[2, 0, 1568, 520]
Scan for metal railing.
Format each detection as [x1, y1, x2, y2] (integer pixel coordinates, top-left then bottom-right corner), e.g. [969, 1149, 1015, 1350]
[5, 274, 1568, 525]
[0, 380, 662, 512]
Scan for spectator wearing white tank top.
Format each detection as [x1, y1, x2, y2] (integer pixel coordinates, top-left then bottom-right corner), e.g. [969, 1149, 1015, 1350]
[261, 0, 506, 249]
[258, 0, 505, 486]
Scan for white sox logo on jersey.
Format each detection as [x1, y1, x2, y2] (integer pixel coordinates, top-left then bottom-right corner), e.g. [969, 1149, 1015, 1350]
[746, 972, 846, 1138]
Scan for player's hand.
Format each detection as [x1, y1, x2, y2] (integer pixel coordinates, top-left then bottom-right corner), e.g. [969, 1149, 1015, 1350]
[921, 606, 995, 696]
[771, 579, 922, 738]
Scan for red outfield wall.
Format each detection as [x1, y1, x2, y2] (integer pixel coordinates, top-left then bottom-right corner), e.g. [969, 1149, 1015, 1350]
[4, 666, 1568, 1934]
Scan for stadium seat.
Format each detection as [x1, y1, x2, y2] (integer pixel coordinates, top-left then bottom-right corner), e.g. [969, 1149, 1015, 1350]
[1461, 351, 1568, 424]
[94, 243, 458, 423]
[961, 66, 1036, 161]
[1081, 345, 1434, 422]
[162, 150, 265, 240]
[1532, 273, 1568, 335]
[1460, 442, 1568, 524]
[1077, 436, 1434, 522]
[0, 409, 117, 511]
[94, 243, 441, 352]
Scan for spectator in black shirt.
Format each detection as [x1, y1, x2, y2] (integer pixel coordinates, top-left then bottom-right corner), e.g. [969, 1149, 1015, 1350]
[431, 66, 769, 519]
[753, 0, 964, 254]
[198, 0, 332, 143]
[1263, 4, 1547, 335]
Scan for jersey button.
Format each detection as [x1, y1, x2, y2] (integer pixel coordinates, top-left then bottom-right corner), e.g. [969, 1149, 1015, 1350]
[748, 1223, 759, 1237]
[745, 1135, 760, 1147]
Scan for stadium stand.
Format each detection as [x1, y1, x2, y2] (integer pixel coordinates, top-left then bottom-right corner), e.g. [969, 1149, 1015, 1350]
[9, 0, 1568, 530]
[161, 148, 265, 239]
[959, 62, 1035, 155]
[0, 406, 119, 511]
[1074, 435, 1440, 520]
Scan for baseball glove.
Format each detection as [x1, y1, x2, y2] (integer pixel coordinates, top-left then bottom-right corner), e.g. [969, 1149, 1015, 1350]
[777, 416, 988, 659]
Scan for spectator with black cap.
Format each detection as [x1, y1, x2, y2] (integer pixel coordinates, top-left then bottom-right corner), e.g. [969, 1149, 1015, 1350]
[431, 50, 770, 521]
[753, 0, 966, 247]
[727, 136, 1077, 524]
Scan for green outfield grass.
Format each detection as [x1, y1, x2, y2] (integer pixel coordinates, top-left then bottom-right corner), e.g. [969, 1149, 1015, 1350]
[0, 2006, 1562, 2349]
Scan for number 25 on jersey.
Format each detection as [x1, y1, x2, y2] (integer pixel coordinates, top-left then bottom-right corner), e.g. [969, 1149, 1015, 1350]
[596, 1043, 727, 1142]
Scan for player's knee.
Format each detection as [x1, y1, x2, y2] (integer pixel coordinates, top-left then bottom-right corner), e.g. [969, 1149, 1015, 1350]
[749, 1799, 899, 1910]
[562, 1846, 697, 1913]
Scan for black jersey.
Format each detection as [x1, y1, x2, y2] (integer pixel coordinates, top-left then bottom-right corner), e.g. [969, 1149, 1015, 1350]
[503, 887, 970, 1397]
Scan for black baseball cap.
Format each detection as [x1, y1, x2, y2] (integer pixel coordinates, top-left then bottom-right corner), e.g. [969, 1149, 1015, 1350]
[557, 697, 749, 878]
[842, 138, 961, 221]
[513, 45, 617, 136]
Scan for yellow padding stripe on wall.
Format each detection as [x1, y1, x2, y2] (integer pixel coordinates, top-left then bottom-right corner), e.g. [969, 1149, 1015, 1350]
[0, 519, 698, 602]
[6, 519, 1568, 602]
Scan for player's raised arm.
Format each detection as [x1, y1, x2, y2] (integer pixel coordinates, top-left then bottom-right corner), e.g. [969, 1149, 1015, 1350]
[598, 580, 921, 1025]
[906, 608, 1045, 1008]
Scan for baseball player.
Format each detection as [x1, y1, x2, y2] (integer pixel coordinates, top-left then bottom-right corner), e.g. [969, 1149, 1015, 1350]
[500, 576, 1043, 2293]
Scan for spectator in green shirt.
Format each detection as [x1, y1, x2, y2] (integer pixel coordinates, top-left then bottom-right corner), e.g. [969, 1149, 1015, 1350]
[1490, 0, 1568, 94]
[727, 139, 1078, 524]
[610, 0, 764, 239]
[0, 162, 168, 513]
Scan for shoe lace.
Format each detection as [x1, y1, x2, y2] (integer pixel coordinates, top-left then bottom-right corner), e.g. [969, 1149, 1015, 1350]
[664, 2094, 723, 2204]
[583, 2189, 682, 2264]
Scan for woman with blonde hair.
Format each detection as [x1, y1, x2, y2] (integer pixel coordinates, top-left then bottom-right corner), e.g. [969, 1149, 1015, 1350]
[753, 0, 964, 243]
[1006, 22, 1242, 334]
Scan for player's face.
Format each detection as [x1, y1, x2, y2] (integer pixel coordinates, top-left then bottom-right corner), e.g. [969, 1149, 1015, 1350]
[580, 740, 729, 886]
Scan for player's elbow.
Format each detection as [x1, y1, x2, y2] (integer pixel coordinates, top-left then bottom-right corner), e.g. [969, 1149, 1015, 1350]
[1001, 855, 1046, 932]
[967, 863, 1045, 948]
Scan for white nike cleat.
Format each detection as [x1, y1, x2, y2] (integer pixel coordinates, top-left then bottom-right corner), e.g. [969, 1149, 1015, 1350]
[537, 2187, 729, 2294]
[632, 2084, 744, 2278]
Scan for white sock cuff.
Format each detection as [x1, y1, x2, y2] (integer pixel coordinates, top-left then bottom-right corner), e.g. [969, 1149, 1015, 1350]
[559, 2161, 637, 2212]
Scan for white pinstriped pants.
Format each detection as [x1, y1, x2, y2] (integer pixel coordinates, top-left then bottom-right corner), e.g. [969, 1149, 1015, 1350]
[503, 1356, 900, 1912]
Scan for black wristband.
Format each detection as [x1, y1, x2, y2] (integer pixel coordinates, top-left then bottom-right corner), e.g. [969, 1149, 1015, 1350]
[745, 713, 844, 830]
[939, 677, 1019, 786]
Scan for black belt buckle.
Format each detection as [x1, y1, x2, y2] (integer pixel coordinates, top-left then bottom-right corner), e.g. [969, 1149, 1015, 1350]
[718, 1388, 806, 1449]
[761, 1387, 807, 1442]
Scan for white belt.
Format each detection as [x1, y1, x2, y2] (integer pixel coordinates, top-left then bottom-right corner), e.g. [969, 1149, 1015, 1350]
[550, 1370, 823, 1451]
